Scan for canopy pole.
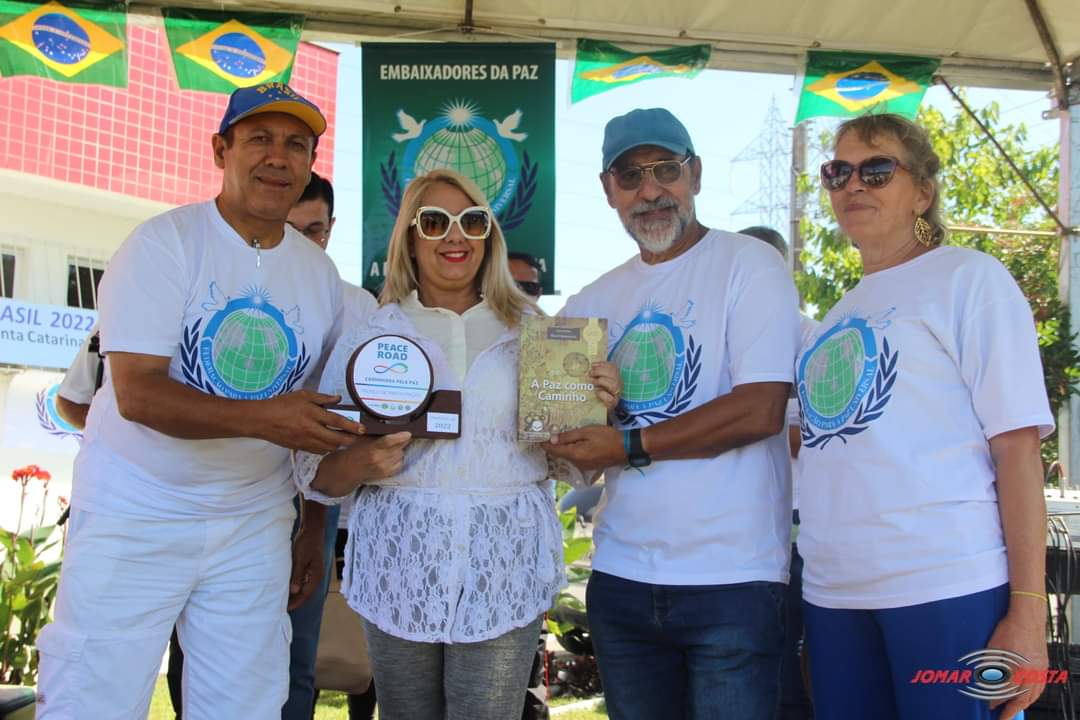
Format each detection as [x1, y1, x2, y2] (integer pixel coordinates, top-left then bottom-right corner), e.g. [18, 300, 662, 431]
[1022, 0, 1070, 112]
[1061, 79, 1079, 488]
[938, 75, 1074, 236]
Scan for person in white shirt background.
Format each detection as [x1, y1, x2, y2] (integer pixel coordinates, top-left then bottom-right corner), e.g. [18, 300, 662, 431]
[295, 168, 620, 720]
[797, 113, 1052, 720]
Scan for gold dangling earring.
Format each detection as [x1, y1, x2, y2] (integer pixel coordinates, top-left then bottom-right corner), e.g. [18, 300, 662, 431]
[914, 216, 934, 247]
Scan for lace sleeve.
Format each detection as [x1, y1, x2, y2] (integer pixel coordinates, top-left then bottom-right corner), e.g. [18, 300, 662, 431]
[292, 331, 359, 505]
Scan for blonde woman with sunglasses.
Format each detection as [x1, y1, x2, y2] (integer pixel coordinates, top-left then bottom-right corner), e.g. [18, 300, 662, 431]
[294, 169, 620, 720]
[796, 114, 1052, 720]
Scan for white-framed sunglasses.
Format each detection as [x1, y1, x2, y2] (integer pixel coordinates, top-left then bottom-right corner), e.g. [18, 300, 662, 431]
[410, 206, 493, 241]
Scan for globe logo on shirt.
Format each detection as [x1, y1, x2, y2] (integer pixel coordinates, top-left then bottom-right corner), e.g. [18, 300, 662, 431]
[611, 305, 701, 426]
[798, 315, 898, 449]
[35, 384, 82, 440]
[612, 308, 685, 408]
[182, 284, 309, 400]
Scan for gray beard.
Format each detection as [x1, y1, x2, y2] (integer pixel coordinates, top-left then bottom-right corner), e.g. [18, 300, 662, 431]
[623, 198, 693, 254]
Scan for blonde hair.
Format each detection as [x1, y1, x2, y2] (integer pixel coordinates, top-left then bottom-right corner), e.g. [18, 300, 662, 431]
[379, 168, 538, 326]
[835, 113, 947, 246]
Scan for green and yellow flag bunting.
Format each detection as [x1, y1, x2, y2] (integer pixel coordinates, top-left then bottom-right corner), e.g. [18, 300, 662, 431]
[0, 0, 126, 86]
[795, 50, 940, 124]
[162, 8, 303, 94]
[571, 38, 711, 103]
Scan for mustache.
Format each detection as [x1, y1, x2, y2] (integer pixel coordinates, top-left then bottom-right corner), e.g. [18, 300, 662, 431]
[630, 198, 678, 217]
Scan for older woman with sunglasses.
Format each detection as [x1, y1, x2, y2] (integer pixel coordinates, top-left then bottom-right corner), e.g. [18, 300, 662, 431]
[294, 169, 620, 720]
[796, 114, 1053, 720]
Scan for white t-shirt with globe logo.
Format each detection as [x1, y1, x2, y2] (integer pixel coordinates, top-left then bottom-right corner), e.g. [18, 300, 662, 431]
[72, 201, 344, 519]
[562, 230, 801, 585]
[796, 246, 1053, 609]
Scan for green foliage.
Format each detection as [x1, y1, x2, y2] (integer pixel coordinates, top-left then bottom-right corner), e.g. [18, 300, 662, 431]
[795, 97, 1079, 463]
[1, 525, 62, 685]
[548, 481, 593, 638]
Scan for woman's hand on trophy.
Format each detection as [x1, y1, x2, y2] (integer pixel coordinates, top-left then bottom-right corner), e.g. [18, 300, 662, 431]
[590, 361, 622, 411]
[345, 431, 413, 482]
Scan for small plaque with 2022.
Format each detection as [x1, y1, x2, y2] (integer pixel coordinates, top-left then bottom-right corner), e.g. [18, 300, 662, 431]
[326, 334, 461, 439]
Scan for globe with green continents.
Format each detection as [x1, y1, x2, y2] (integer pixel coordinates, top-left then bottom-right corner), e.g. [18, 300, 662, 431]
[414, 126, 507, 206]
[803, 327, 865, 418]
[211, 309, 289, 392]
[612, 321, 678, 404]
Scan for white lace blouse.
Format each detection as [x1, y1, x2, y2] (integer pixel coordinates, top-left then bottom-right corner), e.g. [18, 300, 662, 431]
[295, 303, 568, 643]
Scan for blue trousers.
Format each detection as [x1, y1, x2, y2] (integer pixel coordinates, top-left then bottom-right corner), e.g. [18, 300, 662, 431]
[586, 570, 785, 720]
[804, 584, 1020, 720]
[281, 502, 341, 720]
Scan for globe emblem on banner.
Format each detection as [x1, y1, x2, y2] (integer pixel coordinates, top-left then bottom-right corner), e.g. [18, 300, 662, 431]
[383, 100, 541, 236]
[399, 101, 520, 212]
[210, 32, 266, 78]
[611, 308, 686, 411]
[186, 286, 306, 400]
[32, 13, 90, 64]
[413, 127, 508, 209]
[799, 317, 879, 432]
[836, 72, 890, 102]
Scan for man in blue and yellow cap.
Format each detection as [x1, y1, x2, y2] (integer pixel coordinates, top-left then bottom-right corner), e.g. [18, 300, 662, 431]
[34, 83, 396, 719]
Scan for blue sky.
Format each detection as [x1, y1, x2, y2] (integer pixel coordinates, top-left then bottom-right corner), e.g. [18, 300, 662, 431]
[324, 44, 1060, 312]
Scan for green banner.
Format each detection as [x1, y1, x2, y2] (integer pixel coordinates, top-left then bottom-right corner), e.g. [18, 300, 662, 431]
[795, 50, 940, 124]
[361, 42, 556, 295]
[572, 38, 710, 103]
[162, 8, 303, 94]
[0, 0, 126, 86]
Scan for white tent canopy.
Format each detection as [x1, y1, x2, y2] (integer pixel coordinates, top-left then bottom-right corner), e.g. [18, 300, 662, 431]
[133, 0, 1079, 90]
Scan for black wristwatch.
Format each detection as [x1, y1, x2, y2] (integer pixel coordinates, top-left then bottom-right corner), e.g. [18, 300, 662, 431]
[624, 428, 652, 468]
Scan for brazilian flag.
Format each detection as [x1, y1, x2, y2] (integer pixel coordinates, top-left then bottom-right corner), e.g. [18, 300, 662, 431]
[162, 8, 304, 94]
[571, 38, 711, 103]
[795, 50, 940, 123]
[0, 0, 126, 86]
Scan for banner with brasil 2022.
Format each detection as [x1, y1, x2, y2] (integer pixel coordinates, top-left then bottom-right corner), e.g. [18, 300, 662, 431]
[361, 42, 555, 295]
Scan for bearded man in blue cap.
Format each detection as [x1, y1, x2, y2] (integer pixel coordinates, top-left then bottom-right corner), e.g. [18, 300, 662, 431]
[33, 83, 393, 719]
[545, 108, 801, 719]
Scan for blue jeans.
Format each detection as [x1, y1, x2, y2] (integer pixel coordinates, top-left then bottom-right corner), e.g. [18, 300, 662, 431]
[586, 571, 785, 720]
[281, 502, 341, 720]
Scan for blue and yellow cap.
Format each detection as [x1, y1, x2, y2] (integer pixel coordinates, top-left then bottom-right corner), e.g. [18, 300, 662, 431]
[218, 82, 327, 137]
[601, 108, 694, 171]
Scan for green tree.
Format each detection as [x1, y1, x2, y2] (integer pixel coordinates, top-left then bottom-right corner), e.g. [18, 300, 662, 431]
[795, 99, 1080, 464]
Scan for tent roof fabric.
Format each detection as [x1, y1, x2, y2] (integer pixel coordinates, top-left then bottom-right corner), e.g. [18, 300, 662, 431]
[132, 0, 1079, 90]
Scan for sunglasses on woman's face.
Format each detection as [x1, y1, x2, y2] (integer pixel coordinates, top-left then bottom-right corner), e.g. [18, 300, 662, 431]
[820, 156, 911, 192]
[410, 206, 492, 241]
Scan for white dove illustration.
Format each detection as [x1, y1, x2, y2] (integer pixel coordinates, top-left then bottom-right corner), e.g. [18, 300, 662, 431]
[495, 109, 527, 141]
[392, 110, 425, 142]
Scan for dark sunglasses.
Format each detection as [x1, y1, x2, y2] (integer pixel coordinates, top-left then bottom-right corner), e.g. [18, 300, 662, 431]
[607, 155, 693, 191]
[515, 280, 542, 297]
[411, 206, 492, 241]
[820, 155, 911, 192]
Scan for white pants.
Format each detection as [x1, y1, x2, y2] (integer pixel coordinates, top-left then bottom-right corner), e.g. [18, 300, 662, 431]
[35, 504, 295, 720]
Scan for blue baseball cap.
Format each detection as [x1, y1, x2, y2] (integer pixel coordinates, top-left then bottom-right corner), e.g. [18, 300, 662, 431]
[218, 82, 327, 138]
[601, 108, 694, 171]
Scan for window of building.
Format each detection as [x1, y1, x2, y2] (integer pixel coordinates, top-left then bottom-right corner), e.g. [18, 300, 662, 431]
[0, 251, 14, 299]
[67, 256, 107, 309]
